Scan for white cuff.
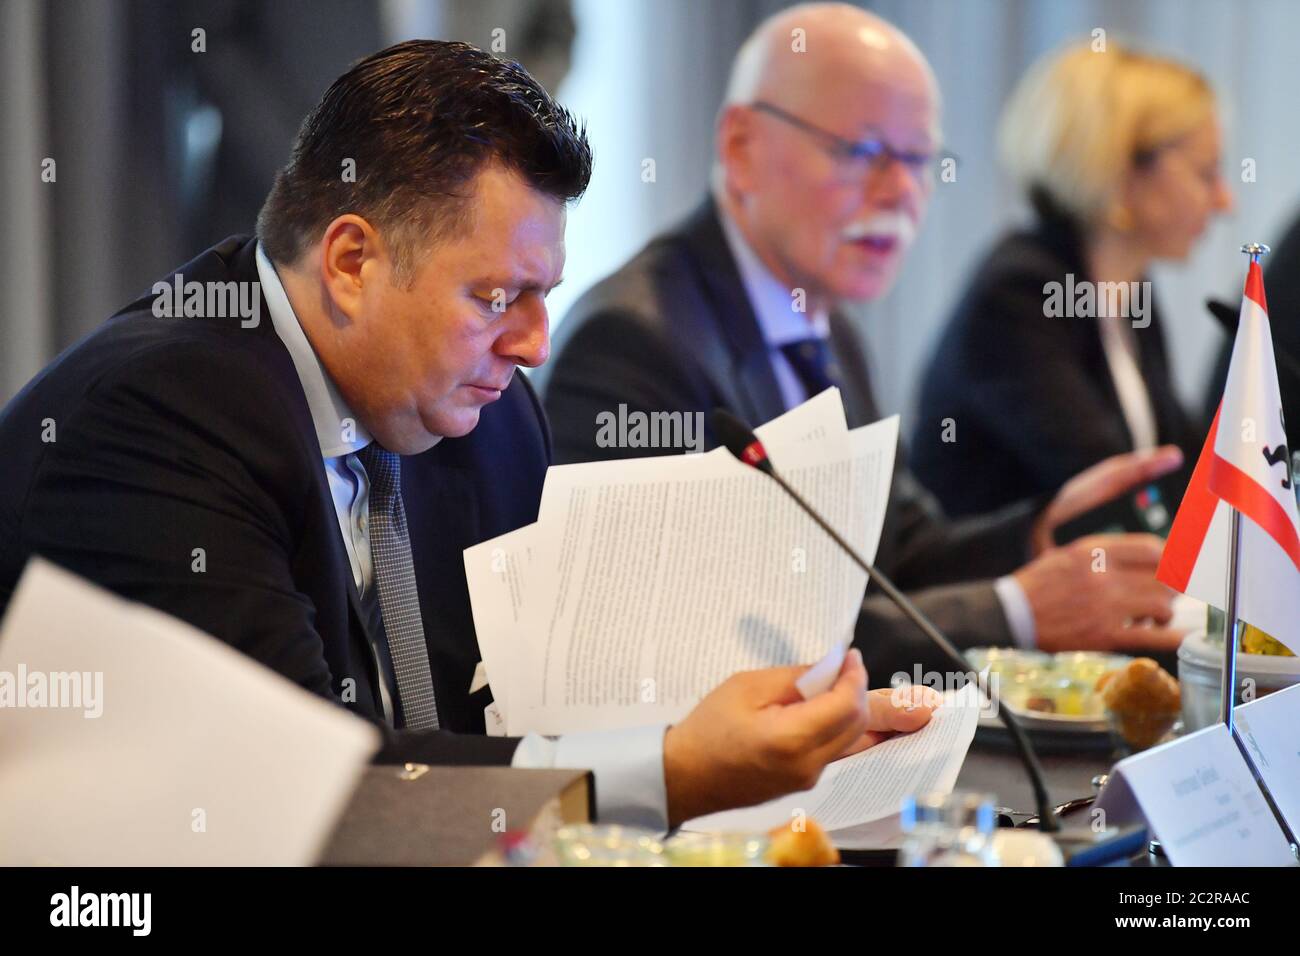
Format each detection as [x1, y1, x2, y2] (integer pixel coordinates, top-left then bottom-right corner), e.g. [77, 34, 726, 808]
[511, 723, 668, 831]
[993, 575, 1038, 649]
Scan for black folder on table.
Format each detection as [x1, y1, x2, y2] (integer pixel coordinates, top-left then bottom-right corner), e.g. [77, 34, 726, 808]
[319, 764, 594, 866]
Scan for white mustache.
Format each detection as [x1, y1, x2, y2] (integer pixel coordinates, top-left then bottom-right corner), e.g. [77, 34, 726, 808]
[841, 213, 917, 247]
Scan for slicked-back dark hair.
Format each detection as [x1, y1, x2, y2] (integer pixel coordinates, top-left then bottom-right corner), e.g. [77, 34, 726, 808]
[257, 39, 591, 282]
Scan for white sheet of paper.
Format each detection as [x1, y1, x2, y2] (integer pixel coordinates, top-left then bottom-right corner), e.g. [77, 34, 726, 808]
[483, 701, 507, 737]
[468, 660, 489, 695]
[462, 395, 898, 740]
[684, 683, 982, 836]
[795, 643, 847, 699]
[504, 414, 897, 735]
[781, 413, 895, 702]
[1095, 723, 1296, 866]
[462, 521, 538, 720]
[1235, 683, 1300, 839]
[754, 385, 848, 448]
[0, 559, 380, 865]
[462, 390, 865, 727]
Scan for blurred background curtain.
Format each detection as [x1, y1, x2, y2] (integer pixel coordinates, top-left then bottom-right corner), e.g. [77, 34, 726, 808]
[5, 0, 1300, 423]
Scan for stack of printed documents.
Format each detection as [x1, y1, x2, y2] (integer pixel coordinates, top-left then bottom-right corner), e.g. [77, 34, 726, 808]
[465, 389, 891, 735]
[464, 389, 980, 840]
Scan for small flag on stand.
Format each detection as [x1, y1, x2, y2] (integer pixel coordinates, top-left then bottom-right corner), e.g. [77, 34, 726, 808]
[1157, 248, 1300, 656]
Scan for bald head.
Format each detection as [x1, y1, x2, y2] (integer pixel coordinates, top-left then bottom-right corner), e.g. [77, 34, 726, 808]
[724, 3, 939, 135]
[714, 3, 941, 306]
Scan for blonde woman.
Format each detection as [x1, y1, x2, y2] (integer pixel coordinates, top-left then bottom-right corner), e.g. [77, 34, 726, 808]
[913, 41, 1230, 517]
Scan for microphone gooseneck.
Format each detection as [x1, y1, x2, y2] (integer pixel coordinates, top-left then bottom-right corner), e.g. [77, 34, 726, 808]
[710, 407, 1060, 833]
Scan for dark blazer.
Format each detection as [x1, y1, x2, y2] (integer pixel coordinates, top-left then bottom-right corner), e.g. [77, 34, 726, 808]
[912, 214, 1199, 519]
[538, 200, 1040, 685]
[0, 236, 545, 765]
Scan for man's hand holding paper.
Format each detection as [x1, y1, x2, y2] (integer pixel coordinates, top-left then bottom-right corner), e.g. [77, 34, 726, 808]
[662, 650, 940, 828]
[466, 391, 960, 836]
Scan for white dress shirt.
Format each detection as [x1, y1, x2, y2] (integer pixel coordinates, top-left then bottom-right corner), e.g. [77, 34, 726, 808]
[256, 244, 669, 829]
[1098, 313, 1159, 452]
[716, 208, 1039, 648]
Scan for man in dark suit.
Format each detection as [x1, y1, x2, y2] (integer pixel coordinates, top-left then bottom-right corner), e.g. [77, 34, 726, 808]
[541, 5, 1186, 684]
[0, 41, 939, 831]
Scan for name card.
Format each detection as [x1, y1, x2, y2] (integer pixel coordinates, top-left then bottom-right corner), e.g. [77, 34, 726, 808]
[1096, 723, 1297, 867]
[1235, 683, 1300, 838]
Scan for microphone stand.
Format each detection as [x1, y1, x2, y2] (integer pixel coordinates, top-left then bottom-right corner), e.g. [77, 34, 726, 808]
[713, 408, 1173, 859]
[754, 460, 1060, 833]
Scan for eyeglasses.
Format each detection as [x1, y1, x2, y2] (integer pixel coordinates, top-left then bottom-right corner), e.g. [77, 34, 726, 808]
[750, 100, 949, 181]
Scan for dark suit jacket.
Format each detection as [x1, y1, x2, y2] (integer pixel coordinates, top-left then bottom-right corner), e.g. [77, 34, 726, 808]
[0, 236, 544, 765]
[912, 214, 1199, 519]
[538, 200, 1039, 685]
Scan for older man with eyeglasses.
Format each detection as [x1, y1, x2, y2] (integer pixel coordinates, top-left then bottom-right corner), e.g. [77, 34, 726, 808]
[539, 2, 1187, 684]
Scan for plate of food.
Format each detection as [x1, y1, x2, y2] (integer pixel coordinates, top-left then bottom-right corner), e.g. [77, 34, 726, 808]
[964, 648, 1134, 737]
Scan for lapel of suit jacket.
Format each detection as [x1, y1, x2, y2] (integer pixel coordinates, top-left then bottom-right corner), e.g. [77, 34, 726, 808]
[678, 200, 788, 425]
[1032, 216, 1137, 431]
[221, 238, 383, 662]
[1132, 298, 1187, 446]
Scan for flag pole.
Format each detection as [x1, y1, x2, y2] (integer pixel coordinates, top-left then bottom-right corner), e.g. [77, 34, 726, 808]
[1220, 506, 1242, 730]
[1220, 242, 1270, 730]
[1212, 245, 1297, 858]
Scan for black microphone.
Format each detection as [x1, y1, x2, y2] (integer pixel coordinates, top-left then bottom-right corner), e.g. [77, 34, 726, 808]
[711, 407, 1060, 833]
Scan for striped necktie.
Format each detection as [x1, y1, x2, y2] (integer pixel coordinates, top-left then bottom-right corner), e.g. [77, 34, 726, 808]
[358, 443, 440, 730]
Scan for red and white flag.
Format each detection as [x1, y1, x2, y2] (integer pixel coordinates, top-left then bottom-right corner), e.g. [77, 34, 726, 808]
[1158, 259, 1300, 654]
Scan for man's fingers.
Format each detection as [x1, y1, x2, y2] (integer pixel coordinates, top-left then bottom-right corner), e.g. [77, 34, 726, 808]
[838, 730, 892, 759]
[756, 646, 869, 707]
[869, 685, 940, 732]
[1105, 571, 1177, 622]
[744, 663, 827, 706]
[1105, 623, 1186, 653]
[841, 646, 867, 686]
[835, 685, 940, 761]
[1080, 532, 1166, 568]
[778, 649, 869, 754]
[802, 648, 868, 724]
[803, 715, 876, 772]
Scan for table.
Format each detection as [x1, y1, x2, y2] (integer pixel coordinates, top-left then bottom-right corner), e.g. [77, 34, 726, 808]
[956, 729, 1113, 819]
